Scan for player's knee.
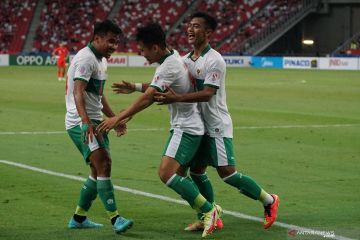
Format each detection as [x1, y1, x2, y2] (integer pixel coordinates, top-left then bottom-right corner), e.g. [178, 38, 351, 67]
[217, 165, 236, 178]
[158, 168, 170, 184]
[176, 166, 187, 177]
[97, 157, 112, 176]
[189, 166, 207, 175]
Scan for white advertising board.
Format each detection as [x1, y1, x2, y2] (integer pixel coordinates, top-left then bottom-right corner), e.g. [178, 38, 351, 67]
[223, 56, 251, 67]
[128, 56, 150, 67]
[107, 55, 128, 67]
[0, 54, 9, 66]
[283, 57, 319, 69]
[318, 57, 358, 70]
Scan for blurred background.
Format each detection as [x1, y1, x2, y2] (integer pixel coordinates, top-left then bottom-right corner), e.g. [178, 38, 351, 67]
[0, 0, 359, 57]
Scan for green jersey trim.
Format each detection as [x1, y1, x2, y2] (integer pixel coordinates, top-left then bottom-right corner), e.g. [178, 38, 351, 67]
[158, 49, 174, 65]
[187, 45, 211, 62]
[85, 78, 105, 95]
[150, 85, 163, 92]
[195, 79, 218, 92]
[74, 77, 88, 82]
[87, 43, 103, 59]
[195, 78, 205, 91]
[204, 83, 219, 89]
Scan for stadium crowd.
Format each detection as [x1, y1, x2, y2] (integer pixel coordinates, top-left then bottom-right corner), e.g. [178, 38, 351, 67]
[33, 0, 114, 53]
[218, 0, 303, 54]
[168, 0, 270, 54]
[1, 0, 357, 56]
[113, 0, 192, 53]
[0, 0, 37, 54]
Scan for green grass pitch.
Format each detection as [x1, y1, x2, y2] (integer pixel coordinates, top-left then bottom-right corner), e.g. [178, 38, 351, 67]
[0, 66, 359, 240]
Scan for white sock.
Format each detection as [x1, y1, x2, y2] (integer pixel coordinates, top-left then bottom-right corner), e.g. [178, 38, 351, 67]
[263, 194, 274, 206]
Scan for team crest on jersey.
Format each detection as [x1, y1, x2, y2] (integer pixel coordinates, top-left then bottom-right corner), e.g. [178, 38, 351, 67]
[197, 69, 201, 75]
[212, 72, 218, 80]
[210, 70, 221, 83]
[153, 75, 160, 82]
[79, 66, 86, 74]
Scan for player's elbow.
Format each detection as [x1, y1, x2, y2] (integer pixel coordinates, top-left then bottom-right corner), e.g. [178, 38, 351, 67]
[202, 94, 213, 102]
[200, 89, 215, 102]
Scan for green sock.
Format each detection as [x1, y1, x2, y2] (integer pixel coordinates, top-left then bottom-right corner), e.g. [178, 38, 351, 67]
[167, 174, 213, 213]
[223, 171, 261, 200]
[97, 178, 118, 215]
[190, 172, 214, 203]
[77, 176, 97, 211]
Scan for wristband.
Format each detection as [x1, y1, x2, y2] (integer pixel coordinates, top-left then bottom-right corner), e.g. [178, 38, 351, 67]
[135, 83, 142, 92]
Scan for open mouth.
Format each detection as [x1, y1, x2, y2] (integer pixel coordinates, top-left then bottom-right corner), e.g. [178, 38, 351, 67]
[188, 33, 195, 41]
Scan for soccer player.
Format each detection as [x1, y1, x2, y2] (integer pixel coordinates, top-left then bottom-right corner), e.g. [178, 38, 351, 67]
[52, 42, 69, 81]
[97, 22, 221, 238]
[65, 19, 133, 234]
[154, 12, 280, 231]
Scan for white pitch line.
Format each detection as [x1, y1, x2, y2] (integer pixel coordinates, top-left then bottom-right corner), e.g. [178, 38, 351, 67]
[0, 124, 358, 135]
[234, 124, 359, 130]
[0, 128, 166, 135]
[0, 160, 355, 240]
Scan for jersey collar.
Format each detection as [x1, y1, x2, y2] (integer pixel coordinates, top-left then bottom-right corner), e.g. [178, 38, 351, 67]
[87, 43, 103, 59]
[188, 44, 211, 60]
[158, 49, 174, 65]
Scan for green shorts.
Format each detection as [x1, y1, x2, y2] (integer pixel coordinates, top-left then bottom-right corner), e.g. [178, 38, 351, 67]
[67, 119, 109, 164]
[162, 129, 203, 166]
[192, 134, 235, 167]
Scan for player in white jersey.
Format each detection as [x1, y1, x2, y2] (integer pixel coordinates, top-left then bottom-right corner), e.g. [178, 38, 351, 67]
[97, 23, 220, 238]
[154, 12, 280, 231]
[65, 20, 133, 234]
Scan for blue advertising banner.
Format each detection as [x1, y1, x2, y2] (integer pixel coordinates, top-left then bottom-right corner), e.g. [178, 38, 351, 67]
[251, 56, 283, 68]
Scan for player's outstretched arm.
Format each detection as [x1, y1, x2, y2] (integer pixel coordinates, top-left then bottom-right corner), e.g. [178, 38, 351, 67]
[101, 95, 128, 137]
[154, 86, 216, 104]
[112, 80, 150, 94]
[97, 87, 156, 133]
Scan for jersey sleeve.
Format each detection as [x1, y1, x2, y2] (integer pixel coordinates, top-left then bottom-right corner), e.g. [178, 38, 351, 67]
[73, 57, 93, 82]
[204, 58, 225, 89]
[149, 68, 175, 92]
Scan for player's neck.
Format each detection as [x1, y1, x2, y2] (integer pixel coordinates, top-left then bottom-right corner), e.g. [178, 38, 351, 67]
[157, 48, 171, 63]
[193, 42, 209, 58]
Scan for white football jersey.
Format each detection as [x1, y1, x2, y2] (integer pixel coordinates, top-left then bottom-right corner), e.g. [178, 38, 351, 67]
[150, 50, 204, 135]
[183, 45, 233, 138]
[65, 43, 107, 130]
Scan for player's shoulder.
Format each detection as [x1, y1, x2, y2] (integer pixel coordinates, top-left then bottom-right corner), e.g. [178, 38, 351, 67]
[71, 48, 95, 69]
[206, 48, 224, 61]
[158, 50, 185, 75]
[74, 47, 95, 60]
[163, 49, 184, 66]
[205, 48, 225, 68]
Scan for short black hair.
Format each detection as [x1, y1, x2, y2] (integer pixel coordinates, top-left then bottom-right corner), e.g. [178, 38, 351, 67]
[93, 19, 122, 37]
[136, 23, 166, 49]
[190, 12, 218, 31]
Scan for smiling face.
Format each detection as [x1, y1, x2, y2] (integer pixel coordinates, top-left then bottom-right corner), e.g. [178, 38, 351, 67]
[187, 17, 212, 48]
[93, 32, 119, 59]
[138, 41, 159, 64]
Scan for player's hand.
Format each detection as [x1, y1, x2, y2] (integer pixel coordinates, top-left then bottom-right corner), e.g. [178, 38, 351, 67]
[81, 122, 94, 144]
[154, 87, 179, 104]
[112, 81, 135, 94]
[96, 116, 121, 133]
[114, 123, 127, 137]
